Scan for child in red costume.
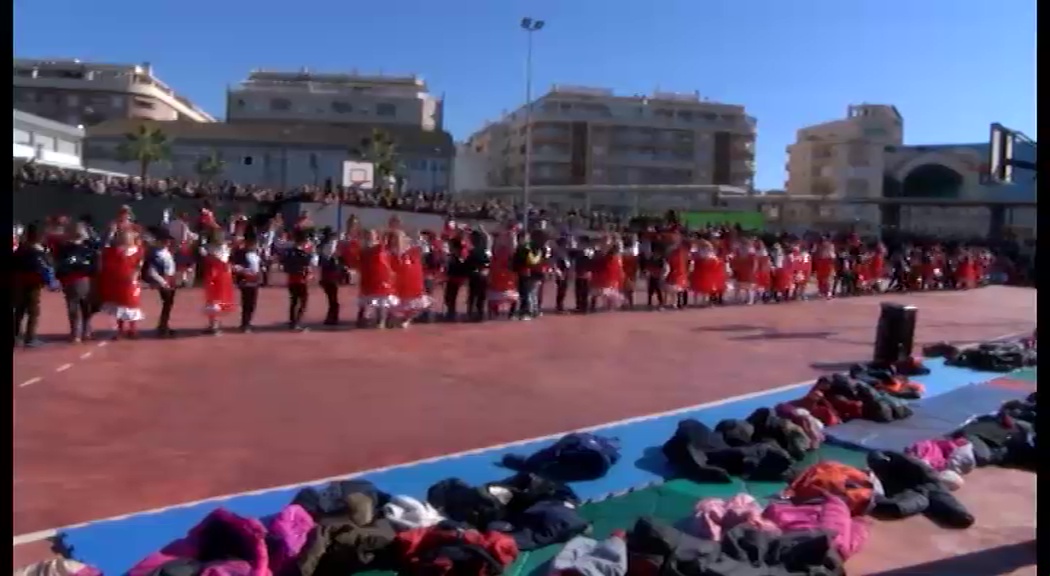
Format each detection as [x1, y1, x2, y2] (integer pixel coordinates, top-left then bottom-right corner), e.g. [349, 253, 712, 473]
[487, 233, 520, 320]
[731, 240, 757, 305]
[813, 240, 837, 299]
[689, 239, 725, 306]
[392, 232, 433, 328]
[753, 241, 773, 302]
[357, 230, 399, 328]
[591, 238, 626, 311]
[200, 231, 236, 335]
[665, 236, 690, 309]
[98, 228, 144, 339]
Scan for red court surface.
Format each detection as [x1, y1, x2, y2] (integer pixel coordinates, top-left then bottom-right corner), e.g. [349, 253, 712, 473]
[13, 285, 1035, 542]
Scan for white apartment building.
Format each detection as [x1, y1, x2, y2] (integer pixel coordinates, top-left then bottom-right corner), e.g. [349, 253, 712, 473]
[13, 109, 84, 169]
[13, 58, 216, 126]
[466, 86, 757, 189]
[226, 69, 444, 131]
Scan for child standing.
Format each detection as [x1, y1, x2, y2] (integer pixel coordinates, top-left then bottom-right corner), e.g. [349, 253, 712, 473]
[143, 229, 178, 338]
[201, 231, 236, 335]
[98, 228, 144, 340]
[231, 231, 263, 333]
[281, 229, 318, 332]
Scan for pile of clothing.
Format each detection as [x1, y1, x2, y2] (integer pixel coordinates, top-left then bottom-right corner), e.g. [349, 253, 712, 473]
[925, 337, 1037, 372]
[910, 390, 1037, 474]
[788, 371, 921, 428]
[125, 470, 596, 576]
[660, 407, 824, 484]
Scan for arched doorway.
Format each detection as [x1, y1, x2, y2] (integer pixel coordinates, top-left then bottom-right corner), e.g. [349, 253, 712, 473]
[901, 163, 963, 198]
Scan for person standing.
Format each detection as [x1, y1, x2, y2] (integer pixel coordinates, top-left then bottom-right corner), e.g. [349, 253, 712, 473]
[98, 228, 145, 340]
[143, 229, 179, 338]
[13, 224, 59, 348]
[317, 230, 345, 326]
[54, 222, 100, 342]
[200, 231, 236, 335]
[281, 228, 318, 332]
[231, 231, 264, 333]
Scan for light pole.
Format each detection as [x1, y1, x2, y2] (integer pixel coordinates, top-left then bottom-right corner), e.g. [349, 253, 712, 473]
[521, 17, 544, 231]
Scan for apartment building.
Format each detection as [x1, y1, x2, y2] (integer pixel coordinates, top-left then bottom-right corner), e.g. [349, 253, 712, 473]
[784, 104, 904, 197]
[226, 69, 444, 131]
[466, 86, 756, 189]
[12, 58, 216, 126]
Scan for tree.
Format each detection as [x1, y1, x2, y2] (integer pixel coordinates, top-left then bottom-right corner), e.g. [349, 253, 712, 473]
[116, 124, 172, 180]
[195, 149, 226, 183]
[351, 128, 399, 190]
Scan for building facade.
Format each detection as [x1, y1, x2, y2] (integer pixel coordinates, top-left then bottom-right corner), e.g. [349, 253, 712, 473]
[13, 109, 84, 169]
[451, 142, 489, 194]
[466, 86, 757, 189]
[83, 120, 454, 192]
[13, 58, 215, 126]
[784, 104, 1036, 237]
[225, 69, 444, 131]
[458, 184, 753, 215]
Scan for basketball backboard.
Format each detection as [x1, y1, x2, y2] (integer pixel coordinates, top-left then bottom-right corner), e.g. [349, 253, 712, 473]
[987, 123, 1015, 184]
[341, 160, 375, 189]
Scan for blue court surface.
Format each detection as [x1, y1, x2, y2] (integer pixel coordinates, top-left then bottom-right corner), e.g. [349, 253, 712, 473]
[44, 358, 1016, 574]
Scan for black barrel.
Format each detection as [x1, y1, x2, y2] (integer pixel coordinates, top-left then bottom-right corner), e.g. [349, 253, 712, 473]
[873, 303, 918, 366]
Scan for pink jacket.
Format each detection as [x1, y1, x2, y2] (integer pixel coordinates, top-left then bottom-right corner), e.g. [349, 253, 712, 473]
[694, 494, 781, 542]
[762, 496, 869, 560]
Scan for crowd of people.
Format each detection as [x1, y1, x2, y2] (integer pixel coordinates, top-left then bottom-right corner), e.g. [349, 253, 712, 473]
[14, 161, 631, 229]
[12, 202, 1002, 347]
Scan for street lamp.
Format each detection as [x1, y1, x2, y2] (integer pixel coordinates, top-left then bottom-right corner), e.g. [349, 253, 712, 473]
[521, 17, 544, 231]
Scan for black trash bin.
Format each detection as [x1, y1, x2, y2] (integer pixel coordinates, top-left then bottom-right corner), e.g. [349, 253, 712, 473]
[873, 302, 918, 366]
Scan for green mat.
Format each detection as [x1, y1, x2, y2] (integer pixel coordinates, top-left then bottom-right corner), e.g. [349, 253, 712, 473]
[1011, 367, 1037, 382]
[357, 444, 870, 576]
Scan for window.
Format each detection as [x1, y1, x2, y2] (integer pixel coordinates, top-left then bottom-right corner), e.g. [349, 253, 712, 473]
[270, 98, 292, 111]
[676, 110, 693, 121]
[331, 101, 353, 114]
[236, 99, 247, 109]
[846, 179, 869, 197]
[376, 103, 397, 117]
[111, 95, 126, 110]
[13, 129, 31, 145]
[67, 94, 79, 106]
[133, 98, 156, 110]
[243, 156, 254, 166]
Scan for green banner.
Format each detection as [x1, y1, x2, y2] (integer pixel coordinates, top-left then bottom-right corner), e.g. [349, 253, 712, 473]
[680, 210, 765, 231]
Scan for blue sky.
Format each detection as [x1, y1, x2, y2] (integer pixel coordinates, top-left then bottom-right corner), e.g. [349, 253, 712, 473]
[14, 0, 1035, 190]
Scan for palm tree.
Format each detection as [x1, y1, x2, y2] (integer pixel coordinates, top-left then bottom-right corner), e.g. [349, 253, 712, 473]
[116, 124, 172, 180]
[351, 128, 398, 190]
[195, 149, 226, 183]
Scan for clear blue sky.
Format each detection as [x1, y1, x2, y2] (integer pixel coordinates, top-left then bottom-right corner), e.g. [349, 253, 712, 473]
[14, 0, 1035, 190]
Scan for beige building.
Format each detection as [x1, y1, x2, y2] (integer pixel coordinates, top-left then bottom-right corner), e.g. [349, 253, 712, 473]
[783, 104, 903, 226]
[226, 69, 444, 131]
[13, 58, 216, 126]
[466, 86, 756, 189]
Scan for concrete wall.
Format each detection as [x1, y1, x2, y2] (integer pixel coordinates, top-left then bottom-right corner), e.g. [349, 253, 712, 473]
[85, 138, 452, 192]
[13, 185, 274, 226]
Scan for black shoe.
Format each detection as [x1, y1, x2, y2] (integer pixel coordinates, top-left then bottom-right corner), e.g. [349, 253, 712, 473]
[23, 339, 44, 349]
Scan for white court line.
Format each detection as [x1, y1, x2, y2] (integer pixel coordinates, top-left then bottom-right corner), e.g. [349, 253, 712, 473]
[11, 377, 819, 546]
[79, 352, 93, 360]
[54, 363, 72, 373]
[12, 329, 1032, 545]
[17, 377, 42, 388]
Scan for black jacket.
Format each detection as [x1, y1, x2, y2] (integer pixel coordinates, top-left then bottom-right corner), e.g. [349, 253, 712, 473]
[867, 450, 974, 528]
[627, 517, 845, 576]
[54, 240, 98, 280]
[661, 416, 799, 483]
